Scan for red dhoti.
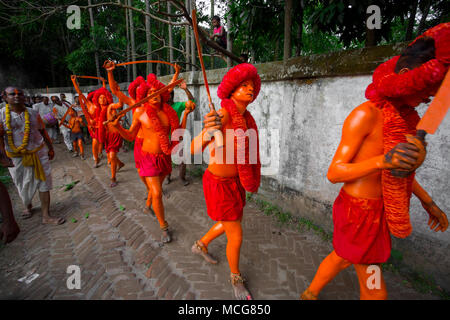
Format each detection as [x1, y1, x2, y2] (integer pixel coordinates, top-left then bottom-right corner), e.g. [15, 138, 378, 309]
[105, 131, 123, 153]
[137, 151, 172, 177]
[332, 188, 391, 264]
[202, 169, 246, 221]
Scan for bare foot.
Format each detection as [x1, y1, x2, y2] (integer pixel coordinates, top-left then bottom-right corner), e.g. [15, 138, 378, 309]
[118, 162, 125, 171]
[110, 181, 118, 188]
[231, 274, 252, 300]
[161, 229, 171, 243]
[93, 161, 100, 168]
[182, 179, 190, 186]
[191, 241, 218, 264]
[42, 216, 65, 225]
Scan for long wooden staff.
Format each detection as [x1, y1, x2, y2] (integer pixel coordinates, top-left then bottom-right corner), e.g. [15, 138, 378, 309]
[116, 60, 177, 70]
[76, 75, 107, 88]
[191, 9, 224, 148]
[103, 78, 184, 125]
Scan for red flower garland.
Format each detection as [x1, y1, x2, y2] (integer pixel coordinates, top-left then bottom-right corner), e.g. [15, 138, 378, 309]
[364, 23, 449, 238]
[145, 102, 180, 155]
[221, 98, 261, 193]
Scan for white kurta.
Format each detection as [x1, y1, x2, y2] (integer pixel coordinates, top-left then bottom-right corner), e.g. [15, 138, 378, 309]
[0, 108, 52, 206]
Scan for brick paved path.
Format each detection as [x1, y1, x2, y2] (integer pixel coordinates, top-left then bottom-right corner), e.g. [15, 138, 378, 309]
[0, 143, 440, 300]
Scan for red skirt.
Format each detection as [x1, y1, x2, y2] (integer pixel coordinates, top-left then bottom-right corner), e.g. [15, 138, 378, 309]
[203, 169, 246, 221]
[105, 132, 123, 153]
[333, 188, 391, 264]
[137, 151, 172, 177]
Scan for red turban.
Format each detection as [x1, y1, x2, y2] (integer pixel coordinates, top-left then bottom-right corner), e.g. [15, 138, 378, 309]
[217, 63, 261, 101]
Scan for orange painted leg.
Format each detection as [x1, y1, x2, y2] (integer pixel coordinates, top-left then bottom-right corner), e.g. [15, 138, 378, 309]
[78, 139, 84, 156]
[200, 222, 225, 248]
[72, 141, 78, 153]
[222, 220, 243, 275]
[145, 176, 167, 230]
[92, 139, 99, 162]
[109, 151, 118, 184]
[303, 250, 352, 299]
[354, 264, 388, 300]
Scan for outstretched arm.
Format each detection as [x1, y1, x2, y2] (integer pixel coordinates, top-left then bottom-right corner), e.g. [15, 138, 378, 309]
[103, 60, 135, 106]
[412, 179, 448, 232]
[327, 104, 423, 183]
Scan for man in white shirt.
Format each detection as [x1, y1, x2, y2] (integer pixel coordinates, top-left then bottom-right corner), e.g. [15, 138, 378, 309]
[32, 96, 58, 142]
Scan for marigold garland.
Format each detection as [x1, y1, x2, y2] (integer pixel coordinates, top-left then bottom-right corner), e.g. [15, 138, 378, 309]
[5, 103, 31, 154]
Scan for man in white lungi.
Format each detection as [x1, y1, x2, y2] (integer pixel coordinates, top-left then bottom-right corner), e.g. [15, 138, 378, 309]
[0, 87, 65, 225]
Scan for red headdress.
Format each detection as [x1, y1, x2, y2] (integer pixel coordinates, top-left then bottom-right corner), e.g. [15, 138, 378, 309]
[128, 73, 180, 155]
[217, 63, 262, 193]
[217, 63, 261, 101]
[365, 23, 450, 238]
[91, 87, 113, 144]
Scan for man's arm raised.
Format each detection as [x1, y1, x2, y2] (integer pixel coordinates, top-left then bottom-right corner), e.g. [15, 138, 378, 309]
[104, 60, 135, 107]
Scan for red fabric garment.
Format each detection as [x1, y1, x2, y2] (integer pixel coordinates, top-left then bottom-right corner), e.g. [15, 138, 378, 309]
[221, 99, 261, 193]
[364, 23, 450, 239]
[105, 131, 123, 153]
[333, 188, 391, 265]
[137, 151, 172, 177]
[202, 169, 246, 222]
[134, 137, 144, 169]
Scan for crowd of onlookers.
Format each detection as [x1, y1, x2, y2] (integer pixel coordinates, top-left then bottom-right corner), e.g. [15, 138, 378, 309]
[0, 93, 91, 152]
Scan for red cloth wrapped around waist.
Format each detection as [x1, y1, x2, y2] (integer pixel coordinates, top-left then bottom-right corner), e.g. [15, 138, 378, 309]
[105, 131, 123, 153]
[137, 150, 172, 177]
[202, 169, 246, 222]
[332, 188, 391, 265]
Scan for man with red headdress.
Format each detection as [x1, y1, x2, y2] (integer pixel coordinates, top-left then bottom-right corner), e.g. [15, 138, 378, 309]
[71, 77, 125, 187]
[104, 61, 194, 243]
[71, 78, 104, 168]
[103, 61, 182, 198]
[301, 23, 449, 300]
[190, 63, 261, 300]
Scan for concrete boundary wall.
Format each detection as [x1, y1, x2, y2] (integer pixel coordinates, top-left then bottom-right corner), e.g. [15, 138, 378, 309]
[26, 42, 450, 290]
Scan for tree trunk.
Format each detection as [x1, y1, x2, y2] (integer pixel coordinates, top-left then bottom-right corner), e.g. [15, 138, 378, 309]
[88, 0, 101, 84]
[190, 0, 196, 70]
[185, 0, 191, 71]
[283, 0, 293, 63]
[226, 0, 232, 68]
[168, 2, 174, 73]
[125, 7, 131, 82]
[145, 0, 153, 75]
[405, 0, 418, 41]
[210, 0, 215, 69]
[128, 0, 137, 79]
[417, 0, 431, 35]
[295, 2, 304, 56]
